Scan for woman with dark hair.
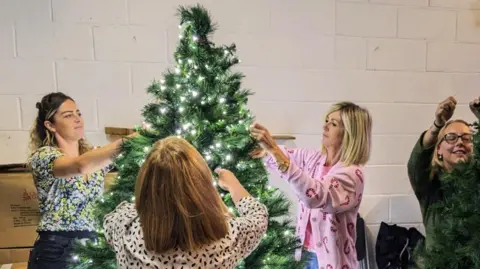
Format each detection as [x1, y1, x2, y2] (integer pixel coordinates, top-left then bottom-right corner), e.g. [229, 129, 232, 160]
[27, 92, 136, 269]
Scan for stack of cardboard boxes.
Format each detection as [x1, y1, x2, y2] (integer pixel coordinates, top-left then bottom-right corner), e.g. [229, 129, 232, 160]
[0, 165, 116, 268]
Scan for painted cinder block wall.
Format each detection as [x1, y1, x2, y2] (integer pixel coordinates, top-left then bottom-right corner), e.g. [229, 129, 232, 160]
[0, 0, 478, 267]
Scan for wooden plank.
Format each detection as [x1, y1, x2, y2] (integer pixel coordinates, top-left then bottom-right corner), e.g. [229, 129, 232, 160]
[104, 127, 296, 140]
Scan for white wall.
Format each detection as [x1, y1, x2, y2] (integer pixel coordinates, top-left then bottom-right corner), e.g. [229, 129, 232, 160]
[1, 0, 479, 267]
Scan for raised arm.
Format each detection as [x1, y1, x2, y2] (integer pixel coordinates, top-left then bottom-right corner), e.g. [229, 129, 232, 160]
[214, 168, 268, 257]
[275, 158, 363, 212]
[408, 96, 456, 198]
[32, 133, 137, 179]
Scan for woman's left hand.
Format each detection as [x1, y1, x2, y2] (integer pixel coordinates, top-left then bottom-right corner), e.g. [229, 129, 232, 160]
[469, 97, 480, 119]
[249, 122, 279, 154]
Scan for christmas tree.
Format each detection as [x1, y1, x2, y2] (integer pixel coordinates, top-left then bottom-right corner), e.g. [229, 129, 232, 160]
[415, 121, 480, 268]
[70, 5, 305, 269]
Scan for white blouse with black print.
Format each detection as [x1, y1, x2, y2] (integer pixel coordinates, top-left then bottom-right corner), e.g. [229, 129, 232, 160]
[104, 196, 268, 269]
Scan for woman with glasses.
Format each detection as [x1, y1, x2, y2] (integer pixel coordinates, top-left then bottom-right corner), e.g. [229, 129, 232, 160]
[408, 96, 480, 249]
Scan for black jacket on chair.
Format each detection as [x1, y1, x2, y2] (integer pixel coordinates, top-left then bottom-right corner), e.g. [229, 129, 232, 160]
[375, 222, 425, 269]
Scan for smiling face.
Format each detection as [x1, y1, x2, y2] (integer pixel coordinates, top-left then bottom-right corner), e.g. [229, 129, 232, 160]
[44, 99, 85, 142]
[322, 110, 344, 150]
[436, 121, 473, 170]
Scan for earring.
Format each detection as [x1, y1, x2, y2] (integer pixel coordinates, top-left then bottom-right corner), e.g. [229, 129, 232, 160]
[438, 153, 443, 160]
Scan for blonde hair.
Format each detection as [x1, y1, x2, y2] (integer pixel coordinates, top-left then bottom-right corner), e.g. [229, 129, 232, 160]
[28, 92, 91, 158]
[135, 136, 229, 253]
[430, 119, 471, 178]
[322, 101, 372, 166]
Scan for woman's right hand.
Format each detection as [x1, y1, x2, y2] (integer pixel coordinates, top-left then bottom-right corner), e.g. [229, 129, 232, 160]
[435, 96, 457, 127]
[214, 168, 241, 192]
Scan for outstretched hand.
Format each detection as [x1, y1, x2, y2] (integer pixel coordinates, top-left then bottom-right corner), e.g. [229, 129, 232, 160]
[249, 122, 279, 155]
[469, 96, 480, 119]
[435, 96, 457, 127]
[214, 168, 240, 192]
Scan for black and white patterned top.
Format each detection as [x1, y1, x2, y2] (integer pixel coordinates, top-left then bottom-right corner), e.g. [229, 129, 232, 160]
[104, 196, 269, 269]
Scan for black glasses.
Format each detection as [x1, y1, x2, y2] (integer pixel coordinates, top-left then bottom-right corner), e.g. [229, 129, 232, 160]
[442, 133, 473, 144]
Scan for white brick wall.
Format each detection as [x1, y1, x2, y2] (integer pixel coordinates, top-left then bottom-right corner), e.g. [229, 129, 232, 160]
[1, 1, 479, 267]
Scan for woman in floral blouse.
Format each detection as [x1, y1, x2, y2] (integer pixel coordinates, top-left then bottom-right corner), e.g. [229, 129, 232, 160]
[27, 92, 136, 269]
[103, 136, 269, 268]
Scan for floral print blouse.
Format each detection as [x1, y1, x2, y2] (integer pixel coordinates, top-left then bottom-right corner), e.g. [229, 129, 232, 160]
[28, 146, 112, 232]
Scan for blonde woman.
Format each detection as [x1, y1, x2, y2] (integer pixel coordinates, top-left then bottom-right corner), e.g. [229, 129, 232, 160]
[250, 101, 372, 269]
[103, 137, 269, 268]
[407, 96, 480, 248]
[27, 92, 136, 269]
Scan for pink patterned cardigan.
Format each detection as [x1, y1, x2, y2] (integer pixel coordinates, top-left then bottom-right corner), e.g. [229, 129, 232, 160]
[264, 146, 365, 269]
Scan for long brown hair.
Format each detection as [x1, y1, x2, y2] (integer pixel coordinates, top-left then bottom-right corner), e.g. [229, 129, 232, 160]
[430, 119, 471, 179]
[135, 136, 229, 253]
[28, 92, 91, 156]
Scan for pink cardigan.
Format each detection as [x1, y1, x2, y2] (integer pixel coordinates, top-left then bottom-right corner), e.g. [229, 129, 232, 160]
[264, 146, 365, 269]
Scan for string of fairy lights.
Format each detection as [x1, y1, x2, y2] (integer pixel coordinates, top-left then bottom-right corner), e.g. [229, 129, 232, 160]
[70, 20, 295, 268]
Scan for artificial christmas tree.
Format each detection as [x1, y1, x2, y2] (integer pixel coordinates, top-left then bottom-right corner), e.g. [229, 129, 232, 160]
[70, 5, 305, 269]
[415, 121, 480, 269]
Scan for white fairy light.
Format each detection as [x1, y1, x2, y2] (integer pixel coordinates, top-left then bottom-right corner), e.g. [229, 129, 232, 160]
[188, 59, 193, 64]
[219, 97, 226, 103]
[160, 79, 165, 84]
[191, 130, 197, 135]
[160, 85, 166, 91]
[176, 84, 181, 89]
[180, 96, 186, 102]
[176, 129, 182, 135]
[179, 106, 184, 113]
[193, 35, 198, 41]
[178, 59, 183, 64]
[201, 100, 206, 105]
[216, 142, 222, 148]
[179, 34, 183, 39]
[228, 207, 234, 213]
[191, 91, 198, 97]
[198, 76, 204, 81]
[178, 25, 182, 29]
[284, 230, 290, 235]
[160, 107, 167, 114]
[213, 181, 217, 187]
[226, 154, 232, 161]
[143, 146, 150, 153]
[131, 196, 135, 202]
[206, 154, 212, 161]
[72, 255, 79, 261]
[175, 68, 180, 74]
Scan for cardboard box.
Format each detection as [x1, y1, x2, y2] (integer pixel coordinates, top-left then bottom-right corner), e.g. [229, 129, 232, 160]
[0, 248, 30, 265]
[0, 262, 28, 269]
[0, 166, 117, 249]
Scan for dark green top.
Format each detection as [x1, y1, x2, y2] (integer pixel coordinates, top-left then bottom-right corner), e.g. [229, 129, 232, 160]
[407, 131, 443, 248]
